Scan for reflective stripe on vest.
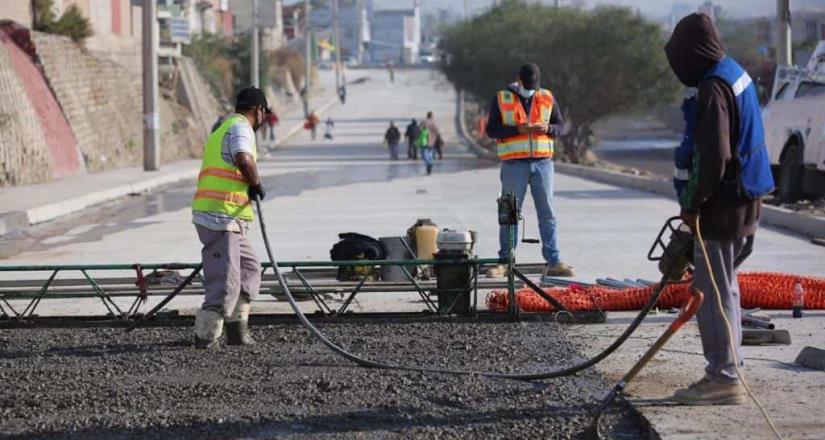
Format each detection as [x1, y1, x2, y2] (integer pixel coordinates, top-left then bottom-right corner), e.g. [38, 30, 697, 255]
[495, 89, 555, 160]
[192, 115, 258, 221]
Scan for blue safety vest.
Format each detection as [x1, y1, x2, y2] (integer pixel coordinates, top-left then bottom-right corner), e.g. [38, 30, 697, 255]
[701, 57, 775, 199]
[674, 92, 697, 197]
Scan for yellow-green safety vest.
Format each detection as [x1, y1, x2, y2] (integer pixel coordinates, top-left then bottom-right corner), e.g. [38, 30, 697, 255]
[192, 115, 258, 221]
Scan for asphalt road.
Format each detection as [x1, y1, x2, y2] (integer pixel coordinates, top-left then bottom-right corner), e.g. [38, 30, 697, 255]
[0, 320, 646, 439]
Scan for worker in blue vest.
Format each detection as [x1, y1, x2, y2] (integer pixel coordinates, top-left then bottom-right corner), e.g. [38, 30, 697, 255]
[674, 88, 697, 197]
[665, 13, 774, 406]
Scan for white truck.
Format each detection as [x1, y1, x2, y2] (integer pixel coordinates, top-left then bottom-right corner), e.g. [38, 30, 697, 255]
[762, 41, 825, 202]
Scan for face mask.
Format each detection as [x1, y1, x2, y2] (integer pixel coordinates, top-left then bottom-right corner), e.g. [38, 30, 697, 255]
[517, 84, 536, 98]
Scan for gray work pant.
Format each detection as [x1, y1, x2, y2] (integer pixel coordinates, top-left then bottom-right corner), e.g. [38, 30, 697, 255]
[196, 225, 261, 317]
[692, 238, 745, 384]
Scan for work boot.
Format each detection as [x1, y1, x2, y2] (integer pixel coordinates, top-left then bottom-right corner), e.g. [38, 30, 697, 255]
[225, 298, 254, 346]
[485, 264, 509, 278]
[226, 320, 254, 346]
[194, 309, 223, 349]
[672, 377, 746, 406]
[542, 262, 575, 278]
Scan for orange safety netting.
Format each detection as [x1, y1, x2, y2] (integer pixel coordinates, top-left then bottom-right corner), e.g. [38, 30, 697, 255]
[486, 272, 825, 313]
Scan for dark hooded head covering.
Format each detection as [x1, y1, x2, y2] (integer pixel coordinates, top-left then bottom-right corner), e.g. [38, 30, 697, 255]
[518, 63, 541, 90]
[664, 13, 726, 87]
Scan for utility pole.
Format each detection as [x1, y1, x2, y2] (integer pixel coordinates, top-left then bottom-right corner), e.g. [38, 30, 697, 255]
[142, 0, 160, 171]
[356, 0, 363, 64]
[333, 0, 342, 92]
[777, 0, 792, 66]
[303, 0, 311, 117]
[251, 0, 260, 87]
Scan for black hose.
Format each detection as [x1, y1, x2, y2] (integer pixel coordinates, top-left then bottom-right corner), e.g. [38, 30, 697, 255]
[256, 198, 669, 380]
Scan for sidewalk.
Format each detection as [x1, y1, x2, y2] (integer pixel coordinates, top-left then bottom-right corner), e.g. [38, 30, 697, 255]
[0, 87, 339, 236]
[575, 311, 825, 440]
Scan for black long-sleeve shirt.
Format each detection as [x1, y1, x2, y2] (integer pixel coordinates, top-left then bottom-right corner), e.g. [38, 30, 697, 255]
[485, 86, 564, 139]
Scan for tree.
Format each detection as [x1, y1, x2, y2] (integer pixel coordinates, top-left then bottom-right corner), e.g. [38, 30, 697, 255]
[32, 0, 93, 43]
[440, 1, 679, 162]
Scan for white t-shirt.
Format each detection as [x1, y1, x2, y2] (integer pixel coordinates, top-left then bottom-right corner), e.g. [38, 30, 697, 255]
[193, 115, 257, 233]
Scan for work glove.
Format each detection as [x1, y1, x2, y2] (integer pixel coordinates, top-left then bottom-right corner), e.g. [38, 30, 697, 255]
[248, 183, 266, 202]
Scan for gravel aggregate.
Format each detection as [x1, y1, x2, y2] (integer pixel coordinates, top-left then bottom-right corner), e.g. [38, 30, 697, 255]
[0, 320, 646, 439]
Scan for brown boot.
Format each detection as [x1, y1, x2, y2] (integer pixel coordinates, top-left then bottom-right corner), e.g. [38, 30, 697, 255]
[542, 262, 574, 278]
[485, 264, 508, 278]
[673, 377, 746, 406]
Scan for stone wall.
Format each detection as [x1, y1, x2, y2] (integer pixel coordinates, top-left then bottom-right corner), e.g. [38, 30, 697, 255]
[0, 34, 51, 186]
[33, 32, 144, 172]
[0, 28, 220, 188]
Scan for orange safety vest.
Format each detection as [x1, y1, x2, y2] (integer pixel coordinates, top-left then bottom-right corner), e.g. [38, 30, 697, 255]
[495, 88, 555, 160]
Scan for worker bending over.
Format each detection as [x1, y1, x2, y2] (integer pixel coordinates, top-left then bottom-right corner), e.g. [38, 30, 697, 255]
[191, 87, 269, 349]
[665, 13, 773, 405]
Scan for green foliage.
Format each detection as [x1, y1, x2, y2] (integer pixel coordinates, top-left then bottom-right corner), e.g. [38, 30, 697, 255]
[32, 0, 93, 43]
[185, 33, 305, 102]
[440, 1, 679, 160]
[32, 0, 56, 30]
[228, 33, 273, 93]
[183, 33, 235, 99]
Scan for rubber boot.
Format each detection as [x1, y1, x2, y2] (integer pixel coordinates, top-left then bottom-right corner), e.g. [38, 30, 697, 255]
[194, 309, 223, 349]
[226, 299, 254, 346]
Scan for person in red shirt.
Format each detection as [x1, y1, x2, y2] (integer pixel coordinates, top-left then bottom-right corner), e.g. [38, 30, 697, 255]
[264, 111, 279, 141]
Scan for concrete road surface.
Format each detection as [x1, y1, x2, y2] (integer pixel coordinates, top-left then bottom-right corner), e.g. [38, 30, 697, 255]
[1, 69, 823, 318]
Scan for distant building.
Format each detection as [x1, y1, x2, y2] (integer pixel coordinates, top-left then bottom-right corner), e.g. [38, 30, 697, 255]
[230, 0, 285, 50]
[369, 1, 420, 65]
[185, 0, 234, 39]
[310, 3, 363, 61]
[282, 3, 305, 41]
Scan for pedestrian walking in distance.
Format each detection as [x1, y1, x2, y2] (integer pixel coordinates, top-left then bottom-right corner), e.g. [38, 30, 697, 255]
[405, 118, 419, 160]
[484, 63, 573, 280]
[264, 111, 279, 142]
[324, 117, 335, 140]
[665, 13, 774, 406]
[191, 87, 269, 349]
[384, 121, 401, 160]
[417, 124, 434, 174]
[305, 111, 320, 140]
[420, 111, 442, 159]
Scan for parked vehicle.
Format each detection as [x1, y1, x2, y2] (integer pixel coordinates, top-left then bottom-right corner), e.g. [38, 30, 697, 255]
[762, 41, 825, 201]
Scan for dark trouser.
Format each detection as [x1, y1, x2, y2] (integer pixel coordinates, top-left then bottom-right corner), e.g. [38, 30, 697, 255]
[407, 141, 417, 159]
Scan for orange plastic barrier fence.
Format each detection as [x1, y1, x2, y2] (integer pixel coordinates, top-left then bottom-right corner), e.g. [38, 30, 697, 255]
[486, 272, 825, 313]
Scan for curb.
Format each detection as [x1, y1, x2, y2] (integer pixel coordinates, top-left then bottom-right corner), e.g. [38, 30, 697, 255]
[26, 168, 198, 227]
[454, 89, 498, 161]
[0, 211, 29, 236]
[555, 162, 825, 238]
